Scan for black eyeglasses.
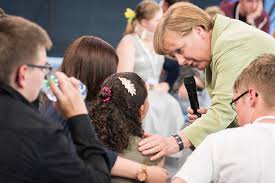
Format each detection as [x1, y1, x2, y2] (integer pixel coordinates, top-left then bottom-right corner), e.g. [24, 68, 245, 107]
[27, 63, 53, 75]
[230, 90, 248, 111]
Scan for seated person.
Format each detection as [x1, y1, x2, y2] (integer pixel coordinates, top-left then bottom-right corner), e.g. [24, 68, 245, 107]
[0, 9, 109, 182]
[40, 36, 168, 183]
[220, 0, 270, 33]
[90, 72, 164, 183]
[173, 54, 275, 183]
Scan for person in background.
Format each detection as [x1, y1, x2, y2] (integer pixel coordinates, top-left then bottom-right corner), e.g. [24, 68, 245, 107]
[138, 2, 275, 161]
[117, 0, 184, 178]
[173, 54, 275, 183]
[91, 72, 165, 183]
[0, 9, 110, 182]
[40, 35, 168, 183]
[221, 0, 270, 33]
[117, 0, 184, 141]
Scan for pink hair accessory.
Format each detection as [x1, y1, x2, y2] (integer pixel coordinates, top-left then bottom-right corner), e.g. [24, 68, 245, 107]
[101, 87, 112, 103]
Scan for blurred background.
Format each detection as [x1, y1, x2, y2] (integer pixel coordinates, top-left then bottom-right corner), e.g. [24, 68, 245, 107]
[1, 0, 274, 66]
[1, 0, 222, 56]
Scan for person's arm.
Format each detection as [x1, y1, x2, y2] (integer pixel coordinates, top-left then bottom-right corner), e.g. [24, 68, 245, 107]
[139, 43, 240, 159]
[38, 115, 110, 183]
[67, 114, 111, 170]
[116, 35, 136, 72]
[40, 72, 110, 182]
[111, 156, 168, 183]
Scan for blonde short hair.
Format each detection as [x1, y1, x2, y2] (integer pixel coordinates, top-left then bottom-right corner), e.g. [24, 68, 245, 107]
[154, 2, 214, 55]
[234, 54, 275, 108]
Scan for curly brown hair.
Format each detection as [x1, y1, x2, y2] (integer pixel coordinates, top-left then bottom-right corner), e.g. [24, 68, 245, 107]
[90, 72, 147, 152]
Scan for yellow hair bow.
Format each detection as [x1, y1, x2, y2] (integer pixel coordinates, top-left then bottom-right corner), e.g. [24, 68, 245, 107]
[124, 8, 136, 23]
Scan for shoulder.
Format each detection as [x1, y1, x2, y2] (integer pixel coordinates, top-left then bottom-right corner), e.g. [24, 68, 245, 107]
[204, 126, 254, 146]
[117, 34, 136, 53]
[118, 34, 135, 46]
[120, 136, 161, 166]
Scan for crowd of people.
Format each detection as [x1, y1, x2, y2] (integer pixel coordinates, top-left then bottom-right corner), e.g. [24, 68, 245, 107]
[0, 0, 275, 182]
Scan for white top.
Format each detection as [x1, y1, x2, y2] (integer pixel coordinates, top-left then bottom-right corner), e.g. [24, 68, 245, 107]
[129, 34, 164, 84]
[174, 121, 275, 183]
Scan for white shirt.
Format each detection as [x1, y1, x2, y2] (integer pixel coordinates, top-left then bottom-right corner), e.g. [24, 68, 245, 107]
[174, 122, 275, 183]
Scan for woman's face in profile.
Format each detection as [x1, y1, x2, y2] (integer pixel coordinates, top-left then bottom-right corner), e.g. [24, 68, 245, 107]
[163, 28, 212, 70]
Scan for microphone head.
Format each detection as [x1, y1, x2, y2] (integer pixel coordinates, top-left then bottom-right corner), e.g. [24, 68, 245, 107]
[184, 75, 196, 92]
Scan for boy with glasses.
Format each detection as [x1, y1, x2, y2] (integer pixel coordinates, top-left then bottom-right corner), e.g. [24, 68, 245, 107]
[172, 54, 275, 183]
[0, 9, 110, 182]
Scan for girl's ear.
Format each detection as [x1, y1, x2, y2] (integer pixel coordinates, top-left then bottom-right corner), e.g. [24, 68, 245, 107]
[139, 98, 149, 121]
[139, 104, 146, 116]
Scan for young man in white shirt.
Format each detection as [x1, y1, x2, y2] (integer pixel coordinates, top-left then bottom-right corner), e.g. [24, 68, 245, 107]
[173, 53, 275, 183]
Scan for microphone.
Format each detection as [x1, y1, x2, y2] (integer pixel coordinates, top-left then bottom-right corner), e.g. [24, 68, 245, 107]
[184, 75, 201, 118]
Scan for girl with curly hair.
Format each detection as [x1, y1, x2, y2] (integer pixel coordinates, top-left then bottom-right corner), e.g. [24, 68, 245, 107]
[90, 72, 164, 182]
[40, 36, 167, 182]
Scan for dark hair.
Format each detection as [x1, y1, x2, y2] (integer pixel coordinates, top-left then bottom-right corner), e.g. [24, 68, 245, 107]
[61, 36, 118, 101]
[90, 72, 147, 152]
[0, 10, 52, 84]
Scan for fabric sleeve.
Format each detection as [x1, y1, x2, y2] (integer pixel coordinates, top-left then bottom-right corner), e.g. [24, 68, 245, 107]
[39, 114, 110, 183]
[182, 43, 252, 147]
[106, 149, 118, 168]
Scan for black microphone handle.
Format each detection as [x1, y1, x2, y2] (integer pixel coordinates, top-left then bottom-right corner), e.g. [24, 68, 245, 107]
[188, 92, 201, 118]
[184, 75, 201, 118]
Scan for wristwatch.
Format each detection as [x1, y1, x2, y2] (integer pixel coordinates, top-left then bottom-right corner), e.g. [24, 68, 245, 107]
[136, 165, 148, 182]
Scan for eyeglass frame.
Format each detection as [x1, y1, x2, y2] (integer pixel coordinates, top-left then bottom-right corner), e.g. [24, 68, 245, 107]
[230, 90, 249, 111]
[27, 63, 53, 76]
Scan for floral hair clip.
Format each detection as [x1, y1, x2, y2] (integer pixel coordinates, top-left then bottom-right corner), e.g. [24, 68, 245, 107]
[124, 8, 136, 24]
[118, 77, 136, 96]
[101, 87, 112, 103]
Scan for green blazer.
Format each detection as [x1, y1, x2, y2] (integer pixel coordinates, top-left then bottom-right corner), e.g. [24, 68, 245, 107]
[183, 15, 275, 147]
